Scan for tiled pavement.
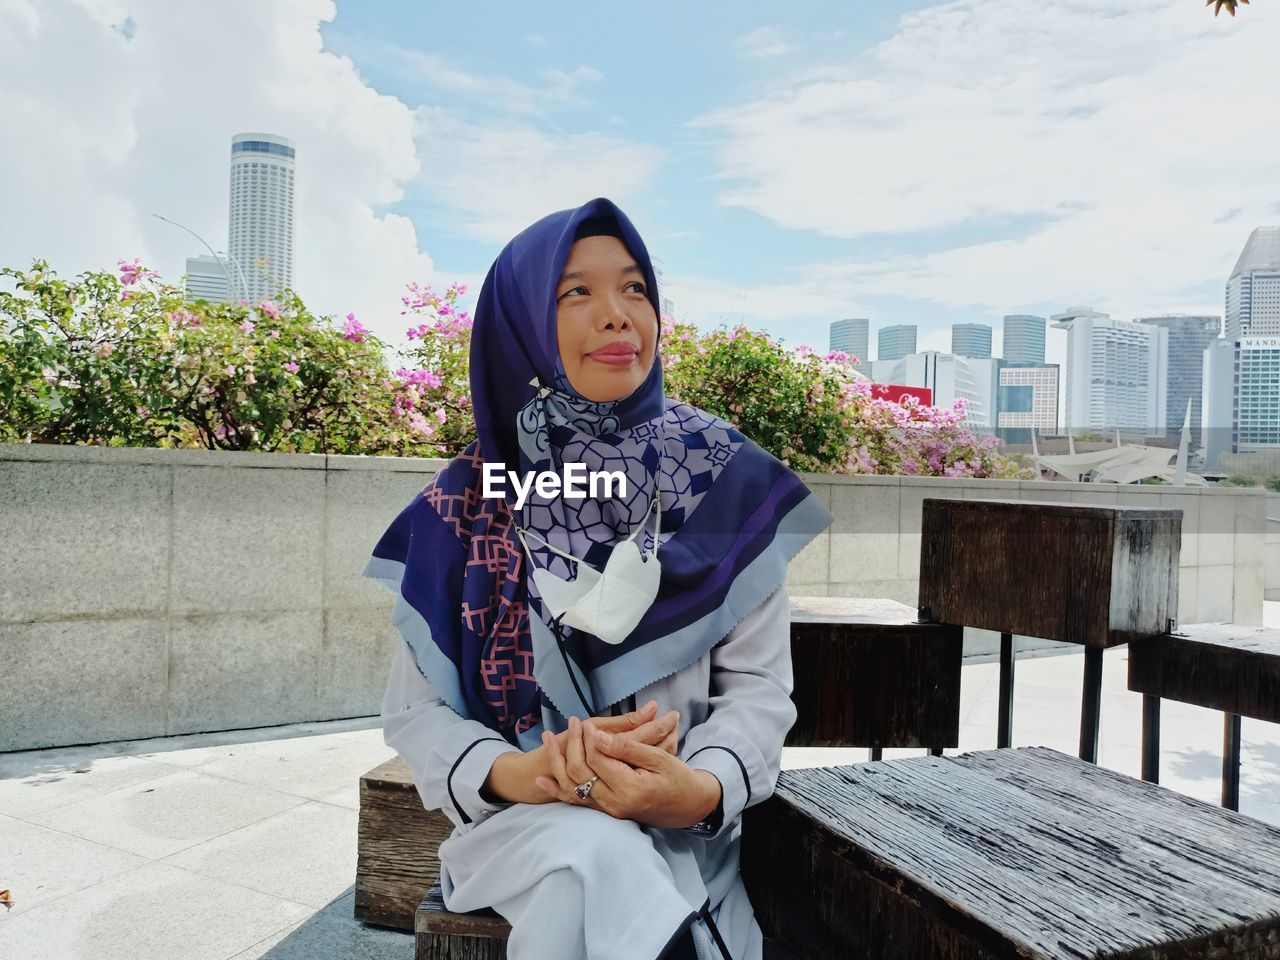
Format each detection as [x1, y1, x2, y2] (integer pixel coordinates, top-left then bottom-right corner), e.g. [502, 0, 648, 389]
[3, 602, 1279, 960]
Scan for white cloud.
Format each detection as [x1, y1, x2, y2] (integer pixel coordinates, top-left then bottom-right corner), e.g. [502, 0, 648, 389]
[692, 0, 1280, 316]
[413, 107, 665, 244]
[735, 26, 794, 59]
[0, 0, 434, 346]
[343, 38, 603, 116]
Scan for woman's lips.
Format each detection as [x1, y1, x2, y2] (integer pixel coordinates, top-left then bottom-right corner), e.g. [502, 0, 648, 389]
[587, 342, 639, 366]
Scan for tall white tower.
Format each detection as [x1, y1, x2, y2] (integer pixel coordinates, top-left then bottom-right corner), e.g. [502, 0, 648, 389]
[228, 133, 296, 303]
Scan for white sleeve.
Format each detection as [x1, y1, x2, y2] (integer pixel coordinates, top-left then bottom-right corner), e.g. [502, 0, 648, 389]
[381, 636, 524, 830]
[678, 585, 796, 839]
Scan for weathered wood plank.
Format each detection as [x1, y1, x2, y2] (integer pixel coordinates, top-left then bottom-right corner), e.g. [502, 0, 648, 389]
[742, 746, 1280, 959]
[918, 498, 1181, 647]
[788, 596, 962, 748]
[357, 756, 455, 930]
[1129, 624, 1280, 723]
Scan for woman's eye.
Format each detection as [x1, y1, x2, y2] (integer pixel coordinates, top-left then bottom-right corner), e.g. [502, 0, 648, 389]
[560, 286, 588, 299]
[627, 281, 647, 294]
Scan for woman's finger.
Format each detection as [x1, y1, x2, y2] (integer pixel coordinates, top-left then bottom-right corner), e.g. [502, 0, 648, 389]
[592, 700, 658, 734]
[584, 722, 640, 788]
[542, 730, 577, 798]
[564, 717, 597, 788]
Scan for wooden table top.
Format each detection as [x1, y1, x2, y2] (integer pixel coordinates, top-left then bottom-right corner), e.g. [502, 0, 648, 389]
[773, 746, 1280, 958]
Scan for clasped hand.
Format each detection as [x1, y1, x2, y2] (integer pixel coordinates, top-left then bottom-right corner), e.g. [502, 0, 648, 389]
[487, 700, 721, 829]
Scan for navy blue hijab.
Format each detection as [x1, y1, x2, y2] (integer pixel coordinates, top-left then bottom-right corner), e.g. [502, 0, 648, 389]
[364, 197, 832, 746]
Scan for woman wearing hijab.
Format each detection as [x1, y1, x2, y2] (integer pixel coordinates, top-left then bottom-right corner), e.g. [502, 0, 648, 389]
[366, 197, 833, 960]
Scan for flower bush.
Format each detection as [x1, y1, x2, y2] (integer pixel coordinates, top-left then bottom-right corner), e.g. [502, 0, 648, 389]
[1, 258, 1030, 479]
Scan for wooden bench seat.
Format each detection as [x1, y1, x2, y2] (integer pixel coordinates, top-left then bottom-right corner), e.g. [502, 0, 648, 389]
[741, 746, 1280, 959]
[1129, 622, 1280, 809]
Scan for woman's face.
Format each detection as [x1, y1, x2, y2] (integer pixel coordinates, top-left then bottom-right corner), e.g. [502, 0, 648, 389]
[555, 234, 658, 403]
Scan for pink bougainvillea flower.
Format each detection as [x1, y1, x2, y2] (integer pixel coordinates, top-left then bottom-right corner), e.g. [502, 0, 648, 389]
[258, 300, 282, 320]
[239, 318, 255, 335]
[283, 361, 300, 374]
[343, 312, 369, 342]
[269, 328, 280, 339]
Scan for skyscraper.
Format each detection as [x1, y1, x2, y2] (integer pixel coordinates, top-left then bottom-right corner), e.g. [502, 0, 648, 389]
[183, 254, 231, 304]
[1219, 228, 1280, 463]
[651, 257, 675, 319]
[996, 363, 1059, 444]
[1226, 226, 1280, 339]
[951, 323, 992, 358]
[867, 351, 999, 433]
[1134, 315, 1219, 449]
[228, 132, 296, 304]
[1050, 308, 1168, 437]
[829, 318, 869, 362]
[878, 324, 917, 361]
[1002, 315, 1047, 364]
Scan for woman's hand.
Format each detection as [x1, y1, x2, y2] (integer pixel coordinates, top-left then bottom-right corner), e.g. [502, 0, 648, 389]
[534, 718, 722, 830]
[482, 701, 679, 804]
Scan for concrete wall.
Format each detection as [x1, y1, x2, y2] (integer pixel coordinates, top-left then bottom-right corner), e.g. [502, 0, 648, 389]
[0, 443, 1268, 752]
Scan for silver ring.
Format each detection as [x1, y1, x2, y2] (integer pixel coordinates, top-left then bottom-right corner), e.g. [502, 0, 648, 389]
[574, 775, 599, 801]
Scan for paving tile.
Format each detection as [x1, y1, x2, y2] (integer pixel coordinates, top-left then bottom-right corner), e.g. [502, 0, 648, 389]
[25, 767, 304, 860]
[175, 732, 395, 803]
[0, 753, 176, 820]
[225, 890, 411, 960]
[0, 860, 310, 960]
[0, 814, 147, 919]
[162, 801, 358, 909]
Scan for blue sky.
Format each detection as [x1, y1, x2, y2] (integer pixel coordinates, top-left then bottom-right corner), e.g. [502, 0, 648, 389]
[3, 0, 1278, 367]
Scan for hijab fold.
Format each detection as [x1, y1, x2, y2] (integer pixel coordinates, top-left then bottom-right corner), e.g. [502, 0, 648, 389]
[364, 197, 833, 745]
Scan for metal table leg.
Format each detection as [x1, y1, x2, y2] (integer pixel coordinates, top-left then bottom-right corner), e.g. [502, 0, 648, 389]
[1223, 712, 1242, 811]
[1141, 694, 1161, 783]
[998, 631, 1015, 749]
[1079, 646, 1104, 764]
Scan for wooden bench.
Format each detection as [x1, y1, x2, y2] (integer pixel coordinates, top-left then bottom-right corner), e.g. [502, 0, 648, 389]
[355, 756, 454, 930]
[1129, 622, 1280, 810]
[787, 596, 962, 757]
[740, 746, 1280, 959]
[917, 497, 1181, 762]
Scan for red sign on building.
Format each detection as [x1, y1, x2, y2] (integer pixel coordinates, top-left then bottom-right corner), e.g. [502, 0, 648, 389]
[870, 383, 932, 405]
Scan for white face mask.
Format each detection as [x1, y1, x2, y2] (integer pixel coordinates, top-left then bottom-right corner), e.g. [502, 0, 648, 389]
[515, 495, 661, 646]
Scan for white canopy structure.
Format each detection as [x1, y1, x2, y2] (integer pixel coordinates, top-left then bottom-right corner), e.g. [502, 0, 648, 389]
[1028, 401, 1208, 486]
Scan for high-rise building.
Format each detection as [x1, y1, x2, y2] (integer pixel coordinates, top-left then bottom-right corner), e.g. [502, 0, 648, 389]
[228, 132, 296, 304]
[829, 318, 869, 363]
[868, 351, 999, 433]
[1002, 315, 1046, 365]
[1233, 335, 1280, 454]
[651, 257, 675, 319]
[1050, 307, 1168, 437]
[877, 324, 917, 361]
[182, 254, 231, 304]
[1134, 315, 1219, 449]
[1202, 337, 1235, 470]
[1206, 229, 1280, 468]
[951, 323, 992, 358]
[1226, 227, 1280, 339]
[996, 363, 1059, 444]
